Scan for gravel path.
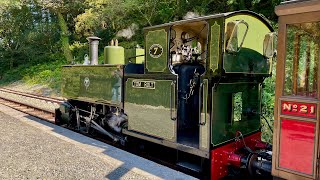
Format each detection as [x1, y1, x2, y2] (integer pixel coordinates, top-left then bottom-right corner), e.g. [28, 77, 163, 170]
[0, 112, 144, 179]
[0, 105, 196, 180]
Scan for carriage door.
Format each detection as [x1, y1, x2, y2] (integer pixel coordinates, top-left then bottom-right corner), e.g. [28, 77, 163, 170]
[273, 12, 320, 179]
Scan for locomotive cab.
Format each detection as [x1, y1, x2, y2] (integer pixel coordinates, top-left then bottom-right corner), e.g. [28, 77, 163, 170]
[125, 19, 209, 153]
[124, 11, 275, 176]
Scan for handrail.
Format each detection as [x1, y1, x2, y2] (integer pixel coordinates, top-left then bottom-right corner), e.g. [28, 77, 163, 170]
[127, 54, 145, 62]
[199, 81, 206, 126]
[170, 81, 176, 121]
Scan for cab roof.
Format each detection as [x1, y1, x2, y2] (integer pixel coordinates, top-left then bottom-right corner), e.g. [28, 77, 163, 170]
[143, 10, 273, 32]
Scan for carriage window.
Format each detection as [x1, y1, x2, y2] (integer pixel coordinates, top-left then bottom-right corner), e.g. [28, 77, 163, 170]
[284, 22, 320, 98]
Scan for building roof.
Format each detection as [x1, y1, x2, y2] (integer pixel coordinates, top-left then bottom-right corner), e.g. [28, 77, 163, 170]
[276, 0, 320, 16]
[281, 0, 312, 4]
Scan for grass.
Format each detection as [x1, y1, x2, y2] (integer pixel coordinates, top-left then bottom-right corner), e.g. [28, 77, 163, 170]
[0, 60, 66, 91]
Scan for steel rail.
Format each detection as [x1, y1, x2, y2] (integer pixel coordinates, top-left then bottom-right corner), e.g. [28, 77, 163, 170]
[0, 88, 64, 104]
[0, 88, 63, 122]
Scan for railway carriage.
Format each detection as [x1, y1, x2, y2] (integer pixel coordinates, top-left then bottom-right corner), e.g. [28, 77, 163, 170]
[272, 1, 320, 180]
[55, 1, 320, 179]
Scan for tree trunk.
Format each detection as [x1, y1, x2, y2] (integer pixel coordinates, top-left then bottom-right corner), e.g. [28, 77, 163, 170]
[57, 12, 73, 63]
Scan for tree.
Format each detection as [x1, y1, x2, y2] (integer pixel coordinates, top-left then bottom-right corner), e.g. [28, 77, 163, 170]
[74, 0, 177, 48]
[0, 0, 21, 11]
[0, 1, 37, 69]
[38, 0, 86, 63]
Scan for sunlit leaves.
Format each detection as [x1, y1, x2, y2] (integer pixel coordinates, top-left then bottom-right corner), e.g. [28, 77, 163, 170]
[0, 0, 21, 12]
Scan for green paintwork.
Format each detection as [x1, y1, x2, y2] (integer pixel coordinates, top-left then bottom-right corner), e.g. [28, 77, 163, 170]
[61, 65, 122, 106]
[135, 49, 145, 64]
[125, 78, 176, 140]
[125, 48, 145, 64]
[211, 83, 261, 146]
[145, 29, 168, 72]
[104, 46, 125, 64]
[209, 19, 222, 74]
[223, 15, 272, 74]
[225, 15, 270, 55]
[125, 78, 174, 107]
[223, 48, 270, 74]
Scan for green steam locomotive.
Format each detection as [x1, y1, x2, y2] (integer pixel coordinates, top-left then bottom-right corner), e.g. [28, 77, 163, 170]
[55, 10, 276, 179]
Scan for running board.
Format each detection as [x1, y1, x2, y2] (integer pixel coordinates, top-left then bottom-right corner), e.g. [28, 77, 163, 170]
[122, 129, 209, 158]
[176, 161, 202, 172]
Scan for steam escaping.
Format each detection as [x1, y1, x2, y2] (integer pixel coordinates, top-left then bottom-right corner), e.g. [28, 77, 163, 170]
[183, 12, 200, 20]
[117, 23, 139, 39]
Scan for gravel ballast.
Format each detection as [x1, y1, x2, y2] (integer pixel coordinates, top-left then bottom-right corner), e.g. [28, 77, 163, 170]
[0, 105, 196, 180]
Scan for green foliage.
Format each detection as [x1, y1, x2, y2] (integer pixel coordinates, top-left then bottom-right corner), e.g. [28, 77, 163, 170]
[0, 0, 21, 11]
[0, 1, 61, 68]
[261, 74, 276, 143]
[57, 12, 73, 63]
[0, 60, 65, 90]
[70, 41, 89, 63]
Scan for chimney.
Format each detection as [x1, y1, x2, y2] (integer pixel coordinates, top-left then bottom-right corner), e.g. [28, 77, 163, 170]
[87, 36, 101, 65]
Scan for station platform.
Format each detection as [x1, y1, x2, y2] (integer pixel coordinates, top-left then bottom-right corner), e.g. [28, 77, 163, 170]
[0, 104, 196, 179]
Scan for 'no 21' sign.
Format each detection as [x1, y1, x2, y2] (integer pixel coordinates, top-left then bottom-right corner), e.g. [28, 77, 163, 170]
[281, 101, 317, 119]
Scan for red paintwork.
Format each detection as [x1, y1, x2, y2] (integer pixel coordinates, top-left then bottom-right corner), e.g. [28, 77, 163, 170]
[211, 132, 268, 180]
[279, 119, 316, 176]
[227, 153, 241, 167]
[281, 101, 317, 119]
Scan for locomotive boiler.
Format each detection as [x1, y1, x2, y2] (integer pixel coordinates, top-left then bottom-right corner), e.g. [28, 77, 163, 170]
[55, 10, 277, 179]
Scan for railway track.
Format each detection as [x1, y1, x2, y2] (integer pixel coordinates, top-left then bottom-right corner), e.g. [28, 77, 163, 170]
[0, 87, 64, 122]
[0, 87, 201, 178]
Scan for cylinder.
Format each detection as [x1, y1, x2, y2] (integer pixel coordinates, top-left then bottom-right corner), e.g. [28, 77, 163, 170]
[104, 46, 125, 65]
[87, 36, 101, 65]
